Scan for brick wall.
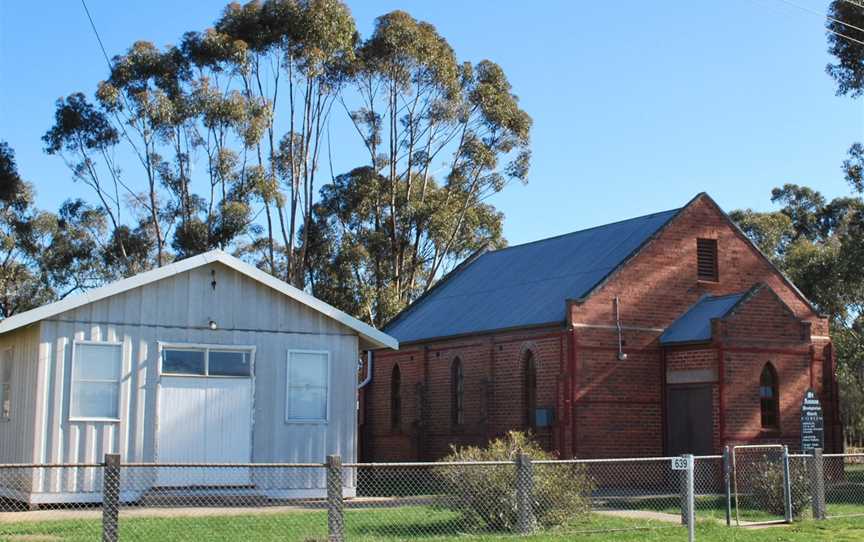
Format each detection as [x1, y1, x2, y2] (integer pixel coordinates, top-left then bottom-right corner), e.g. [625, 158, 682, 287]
[569, 195, 828, 336]
[364, 327, 564, 461]
[364, 194, 837, 461]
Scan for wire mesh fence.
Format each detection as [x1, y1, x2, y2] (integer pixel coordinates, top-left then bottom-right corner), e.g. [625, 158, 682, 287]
[1, 451, 862, 540]
[824, 453, 864, 519]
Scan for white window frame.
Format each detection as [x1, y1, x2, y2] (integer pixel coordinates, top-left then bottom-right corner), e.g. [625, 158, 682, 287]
[157, 342, 256, 379]
[285, 349, 330, 424]
[0, 347, 12, 422]
[69, 340, 123, 423]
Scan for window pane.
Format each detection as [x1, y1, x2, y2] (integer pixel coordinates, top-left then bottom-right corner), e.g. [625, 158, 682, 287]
[0, 383, 9, 419]
[74, 344, 121, 381]
[1, 348, 12, 382]
[289, 353, 327, 386]
[162, 349, 205, 375]
[71, 381, 118, 419]
[209, 351, 251, 377]
[287, 352, 327, 420]
[288, 387, 326, 419]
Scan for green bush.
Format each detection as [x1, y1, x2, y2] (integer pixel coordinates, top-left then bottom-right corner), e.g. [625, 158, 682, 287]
[435, 431, 593, 531]
[749, 454, 812, 519]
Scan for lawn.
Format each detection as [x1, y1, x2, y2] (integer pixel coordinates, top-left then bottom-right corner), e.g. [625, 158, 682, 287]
[1, 506, 864, 541]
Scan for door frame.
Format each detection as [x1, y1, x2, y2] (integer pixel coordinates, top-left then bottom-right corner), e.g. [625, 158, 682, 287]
[153, 341, 257, 464]
[664, 383, 715, 456]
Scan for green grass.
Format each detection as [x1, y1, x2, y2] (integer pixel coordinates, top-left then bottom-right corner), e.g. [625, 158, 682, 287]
[1, 506, 864, 542]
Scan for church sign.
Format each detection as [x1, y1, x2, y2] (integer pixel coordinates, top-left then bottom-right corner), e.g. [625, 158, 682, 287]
[800, 389, 824, 454]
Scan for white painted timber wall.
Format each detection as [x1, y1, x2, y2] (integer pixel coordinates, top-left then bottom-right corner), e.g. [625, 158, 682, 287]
[30, 261, 358, 496]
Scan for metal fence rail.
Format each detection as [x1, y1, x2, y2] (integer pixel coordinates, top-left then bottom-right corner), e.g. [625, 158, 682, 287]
[1, 451, 862, 541]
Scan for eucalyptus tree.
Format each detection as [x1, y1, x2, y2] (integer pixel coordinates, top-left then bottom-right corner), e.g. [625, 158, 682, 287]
[827, 0, 864, 98]
[0, 142, 47, 317]
[42, 93, 147, 269]
[732, 184, 864, 447]
[215, 0, 357, 283]
[827, 1, 864, 218]
[0, 143, 106, 318]
[320, 10, 531, 324]
[38, 0, 532, 327]
[91, 40, 185, 266]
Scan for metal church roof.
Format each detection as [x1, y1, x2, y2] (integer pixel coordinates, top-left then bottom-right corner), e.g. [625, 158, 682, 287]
[385, 207, 683, 344]
[659, 292, 746, 345]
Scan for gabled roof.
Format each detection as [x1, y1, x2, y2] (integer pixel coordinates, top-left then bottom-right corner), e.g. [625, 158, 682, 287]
[659, 292, 746, 345]
[384, 206, 682, 344]
[384, 192, 824, 345]
[0, 250, 398, 350]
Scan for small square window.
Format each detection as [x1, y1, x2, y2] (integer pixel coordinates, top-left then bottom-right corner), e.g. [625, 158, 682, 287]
[697, 238, 719, 281]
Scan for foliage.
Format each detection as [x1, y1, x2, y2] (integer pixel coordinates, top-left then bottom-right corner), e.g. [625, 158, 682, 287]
[317, 10, 531, 325]
[435, 431, 592, 532]
[748, 453, 811, 519]
[0, 142, 108, 318]
[731, 183, 864, 446]
[27, 0, 530, 325]
[827, 1, 864, 98]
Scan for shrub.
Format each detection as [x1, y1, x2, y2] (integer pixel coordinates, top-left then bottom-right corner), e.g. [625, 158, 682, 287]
[435, 432, 593, 531]
[748, 453, 812, 519]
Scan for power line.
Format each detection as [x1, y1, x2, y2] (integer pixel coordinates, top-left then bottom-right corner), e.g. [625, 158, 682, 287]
[773, 0, 864, 34]
[829, 28, 864, 45]
[79, 0, 114, 69]
[764, 0, 864, 46]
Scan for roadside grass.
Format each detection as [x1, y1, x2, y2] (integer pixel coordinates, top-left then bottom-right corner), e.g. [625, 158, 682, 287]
[1, 506, 863, 542]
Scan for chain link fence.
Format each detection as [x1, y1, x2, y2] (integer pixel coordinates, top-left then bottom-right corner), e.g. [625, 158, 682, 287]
[1, 451, 863, 540]
[823, 453, 864, 519]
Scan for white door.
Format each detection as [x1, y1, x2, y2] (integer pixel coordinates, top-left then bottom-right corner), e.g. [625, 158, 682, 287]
[156, 347, 254, 487]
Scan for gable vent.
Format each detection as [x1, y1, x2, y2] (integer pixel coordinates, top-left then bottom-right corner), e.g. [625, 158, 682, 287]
[697, 238, 719, 281]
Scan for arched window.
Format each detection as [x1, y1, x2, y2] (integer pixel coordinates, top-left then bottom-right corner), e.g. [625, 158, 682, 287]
[451, 358, 464, 426]
[390, 365, 401, 431]
[760, 363, 779, 429]
[524, 351, 537, 430]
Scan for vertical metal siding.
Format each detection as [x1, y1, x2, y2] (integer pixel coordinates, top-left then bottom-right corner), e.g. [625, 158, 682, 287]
[30, 262, 359, 496]
[0, 325, 40, 464]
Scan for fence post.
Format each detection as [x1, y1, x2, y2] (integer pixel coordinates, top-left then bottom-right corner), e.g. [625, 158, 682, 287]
[678, 455, 687, 525]
[781, 445, 793, 523]
[515, 453, 536, 534]
[723, 445, 732, 527]
[102, 453, 120, 542]
[326, 455, 344, 542]
[685, 454, 695, 542]
[810, 448, 826, 520]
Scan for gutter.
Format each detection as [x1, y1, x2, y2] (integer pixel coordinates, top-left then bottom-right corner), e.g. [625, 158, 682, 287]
[358, 351, 373, 389]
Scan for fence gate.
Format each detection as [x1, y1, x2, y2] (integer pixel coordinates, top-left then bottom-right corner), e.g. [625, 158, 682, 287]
[731, 445, 790, 526]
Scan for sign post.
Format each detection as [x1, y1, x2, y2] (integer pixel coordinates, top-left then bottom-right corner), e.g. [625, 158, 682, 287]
[800, 389, 824, 454]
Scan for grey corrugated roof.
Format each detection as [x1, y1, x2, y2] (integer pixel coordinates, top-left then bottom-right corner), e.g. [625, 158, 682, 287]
[385, 207, 682, 344]
[659, 293, 746, 345]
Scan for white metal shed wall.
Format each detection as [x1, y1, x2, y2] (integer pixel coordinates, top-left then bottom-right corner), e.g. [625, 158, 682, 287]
[32, 262, 359, 494]
[0, 325, 40, 464]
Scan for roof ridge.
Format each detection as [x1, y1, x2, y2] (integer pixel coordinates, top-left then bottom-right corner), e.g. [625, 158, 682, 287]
[486, 207, 682, 255]
[0, 249, 398, 349]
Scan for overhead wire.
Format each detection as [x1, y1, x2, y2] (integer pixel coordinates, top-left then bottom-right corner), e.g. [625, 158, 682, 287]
[765, 0, 864, 46]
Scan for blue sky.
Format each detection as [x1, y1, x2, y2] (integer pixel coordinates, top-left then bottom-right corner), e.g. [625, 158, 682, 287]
[1, 0, 862, 246]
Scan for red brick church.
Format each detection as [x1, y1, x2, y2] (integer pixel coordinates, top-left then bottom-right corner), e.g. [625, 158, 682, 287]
[360, 193, 843, 461]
